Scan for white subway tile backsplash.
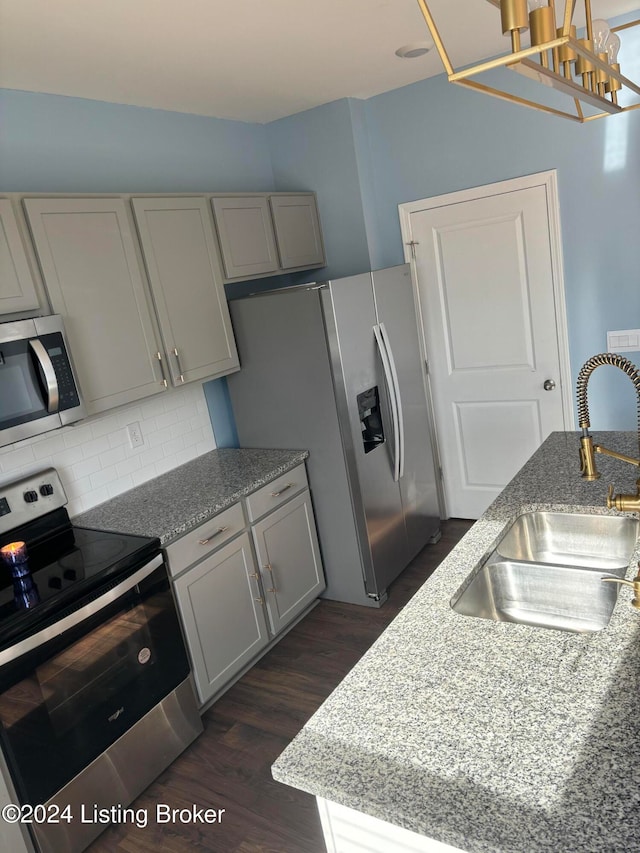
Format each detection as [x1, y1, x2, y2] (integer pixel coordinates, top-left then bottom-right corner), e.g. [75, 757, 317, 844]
[70, 456, 103, 481]
[81, 435, 112, 460]
[63, 425, 94, 449]
[0, 383, 216, 516]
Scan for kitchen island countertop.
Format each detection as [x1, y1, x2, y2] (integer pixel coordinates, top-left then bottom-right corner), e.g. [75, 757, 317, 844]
[271, 431, 640, 853]
[73, 447, 308, 544]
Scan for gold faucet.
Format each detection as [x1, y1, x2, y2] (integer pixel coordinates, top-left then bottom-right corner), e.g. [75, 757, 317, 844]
[602, 568, 640, 610]
[576, 353, 640, 510]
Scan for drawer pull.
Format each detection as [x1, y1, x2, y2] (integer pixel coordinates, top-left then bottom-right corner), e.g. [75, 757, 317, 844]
[270, 482, 293, 497]
[263, 564, 273, 573]
[250, 572, 260, 580]
[198, 526, 229, 545]
[254, 597, 264, 605]
[267, 587, 277, 594]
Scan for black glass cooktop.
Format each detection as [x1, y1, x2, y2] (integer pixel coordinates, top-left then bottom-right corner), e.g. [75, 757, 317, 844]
[0, 508, 161, 652]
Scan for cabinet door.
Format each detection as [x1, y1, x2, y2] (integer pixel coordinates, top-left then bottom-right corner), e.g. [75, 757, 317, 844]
[270, 194, 325, 270]
[0, 199, 39, 314]
[211, 196, 279, 280]
[132, 197, 239, 385]
[172, 532, 270, 706]
[23, 197, 165, 414]
[251, 490, 325, 635]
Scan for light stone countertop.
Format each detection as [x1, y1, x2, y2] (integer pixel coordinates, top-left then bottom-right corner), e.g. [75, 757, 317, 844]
[73, 447, 308, 544]
[271, 431, 640, 853]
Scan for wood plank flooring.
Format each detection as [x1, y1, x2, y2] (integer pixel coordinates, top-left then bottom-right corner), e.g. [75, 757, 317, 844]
[88, 519, 473, 853]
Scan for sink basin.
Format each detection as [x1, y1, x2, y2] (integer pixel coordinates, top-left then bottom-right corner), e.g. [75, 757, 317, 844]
[496, 511, 639, 571]
[451, 555, 623, 633]
[451, 511, 639, 633]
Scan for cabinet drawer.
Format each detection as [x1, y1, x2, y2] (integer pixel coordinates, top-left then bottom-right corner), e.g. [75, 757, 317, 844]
[165, 502, 245, 576]
[245, 464, 308, 522]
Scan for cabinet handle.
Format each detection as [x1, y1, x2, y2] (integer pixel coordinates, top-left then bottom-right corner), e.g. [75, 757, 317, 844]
[250, 572, 260, 580]
[263, 563, 273, 572]
[270, 483, 293, 497]
[254, 597, 264, 605]
[173, 347, 185, 383]
[156, 351, 168, 388]
[267, 587, 277, 594]
[198, 526, 229, 545]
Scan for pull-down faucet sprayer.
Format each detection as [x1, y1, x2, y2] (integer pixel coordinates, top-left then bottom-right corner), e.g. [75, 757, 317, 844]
[576, 353, 640, 511]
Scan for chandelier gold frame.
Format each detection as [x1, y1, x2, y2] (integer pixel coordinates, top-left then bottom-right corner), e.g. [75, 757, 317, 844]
[416, 0, 640, 122]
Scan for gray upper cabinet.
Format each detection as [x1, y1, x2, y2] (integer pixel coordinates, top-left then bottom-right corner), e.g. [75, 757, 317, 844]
[270, 194, 325, 269]
[211, 196, 280, 280]
[0, 199, 40, 315]
[212, 192, 325, 282]
[23, 197, 166, 415]
[131, 197, 239, 385]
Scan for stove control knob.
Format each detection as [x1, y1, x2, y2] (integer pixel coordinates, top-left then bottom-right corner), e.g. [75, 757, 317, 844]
[40, 484, 54, 497]
[24, 490, 39, 503]
[48, 576, 62, 590]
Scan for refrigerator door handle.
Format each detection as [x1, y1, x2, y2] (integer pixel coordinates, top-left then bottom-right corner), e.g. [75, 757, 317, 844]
[373, 323, 401, 482]
[379, 322, 405, 480]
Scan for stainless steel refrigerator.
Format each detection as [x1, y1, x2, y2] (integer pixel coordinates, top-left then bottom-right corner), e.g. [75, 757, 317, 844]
[227, 264, 441, 608]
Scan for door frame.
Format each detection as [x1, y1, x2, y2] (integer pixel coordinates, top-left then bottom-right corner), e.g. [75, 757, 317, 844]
[398, 170, 575, 517]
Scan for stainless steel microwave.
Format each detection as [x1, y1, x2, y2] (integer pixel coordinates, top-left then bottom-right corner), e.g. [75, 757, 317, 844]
[0, 315, 86, 449]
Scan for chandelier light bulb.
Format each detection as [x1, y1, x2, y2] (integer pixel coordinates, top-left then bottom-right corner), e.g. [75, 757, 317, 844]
[606, 32, 621, 64]
[591, 19, 611, 54]
[527, 0, 547, 10]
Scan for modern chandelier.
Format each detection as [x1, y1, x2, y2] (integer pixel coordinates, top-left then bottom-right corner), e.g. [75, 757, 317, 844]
[416, 0, 640, 122]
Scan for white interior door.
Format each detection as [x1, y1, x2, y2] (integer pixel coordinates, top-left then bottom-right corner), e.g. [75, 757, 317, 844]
[400, 172, 573, 519]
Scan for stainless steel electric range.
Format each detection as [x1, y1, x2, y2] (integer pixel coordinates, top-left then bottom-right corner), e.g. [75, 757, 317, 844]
[0, 468, 202, 853]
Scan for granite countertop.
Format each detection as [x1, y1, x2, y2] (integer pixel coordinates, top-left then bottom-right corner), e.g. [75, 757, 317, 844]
[271, 431, 640, 853]
[73, 447, 308, 544]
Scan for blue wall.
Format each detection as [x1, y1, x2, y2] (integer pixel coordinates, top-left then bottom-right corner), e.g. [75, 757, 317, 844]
[263, 23, 640, 430]
[267, 98, 372, 280]
[361, 72, 640, 429]
[2, 40, 639, 437]
[0, 89, 274, 191]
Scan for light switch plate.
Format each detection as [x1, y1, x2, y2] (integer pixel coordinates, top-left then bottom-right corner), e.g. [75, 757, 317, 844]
[607, 329, 640, 354]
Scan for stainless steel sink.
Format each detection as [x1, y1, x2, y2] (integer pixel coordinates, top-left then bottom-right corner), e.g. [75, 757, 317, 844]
[496, 511, 640, 571]
[451, 512, 639, 633]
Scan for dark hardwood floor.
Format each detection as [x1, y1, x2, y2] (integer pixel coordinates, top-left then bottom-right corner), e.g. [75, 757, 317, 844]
[89, 518, 473, 853]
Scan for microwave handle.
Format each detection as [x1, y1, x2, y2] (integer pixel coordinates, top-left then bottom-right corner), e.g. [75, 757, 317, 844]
[29, 338, 59, 413]
[0, 554, 164, 666]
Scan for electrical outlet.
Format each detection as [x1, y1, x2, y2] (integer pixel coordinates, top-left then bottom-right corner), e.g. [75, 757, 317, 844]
[127, 422, 144, 449]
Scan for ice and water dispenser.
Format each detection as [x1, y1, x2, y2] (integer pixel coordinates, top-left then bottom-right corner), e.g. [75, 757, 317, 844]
[357, 387, 385, 454]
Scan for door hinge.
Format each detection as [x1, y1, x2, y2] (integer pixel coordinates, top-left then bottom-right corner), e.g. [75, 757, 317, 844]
[406, 240, 419, 260]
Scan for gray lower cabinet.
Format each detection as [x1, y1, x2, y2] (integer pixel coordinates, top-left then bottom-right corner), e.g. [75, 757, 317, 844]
[167, 468, 325, 708]
[173, 532, 270, 705]
[251, 490, 325, 634]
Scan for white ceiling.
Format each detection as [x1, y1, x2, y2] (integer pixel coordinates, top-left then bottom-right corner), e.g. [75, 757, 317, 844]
[0, 0, 637, 123]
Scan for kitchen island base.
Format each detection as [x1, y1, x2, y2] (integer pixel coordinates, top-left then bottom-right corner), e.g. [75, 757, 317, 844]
[318, 798, 467, 853]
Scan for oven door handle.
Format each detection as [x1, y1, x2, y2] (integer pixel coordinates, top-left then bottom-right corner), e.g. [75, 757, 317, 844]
[0, 554, 164, 667]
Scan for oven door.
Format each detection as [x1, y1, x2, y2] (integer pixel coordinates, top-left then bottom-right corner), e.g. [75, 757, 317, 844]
[0, 557, 192, 808]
